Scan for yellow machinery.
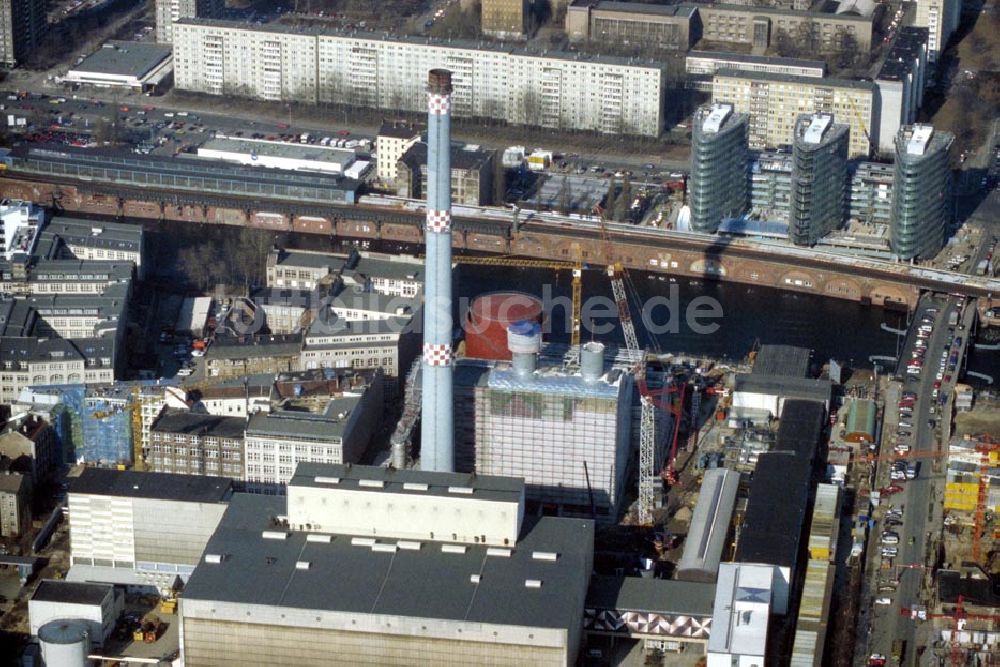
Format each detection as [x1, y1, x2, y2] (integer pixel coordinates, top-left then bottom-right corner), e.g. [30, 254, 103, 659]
[452, 256, 583, 347]
[131, 385, 147, 471]
[847, 96, 872, 153]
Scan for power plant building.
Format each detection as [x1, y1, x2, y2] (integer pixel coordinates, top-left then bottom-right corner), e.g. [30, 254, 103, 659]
[890, 124, 953, 261]
[179, 464, 594, 666]
[172, 20, 666, 136]
[690, 103, 749, 233]
[469, 340, 635, 518]
[788, 114, 849, 246]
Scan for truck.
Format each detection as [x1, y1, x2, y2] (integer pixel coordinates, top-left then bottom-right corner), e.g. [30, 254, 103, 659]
[299, 132, 310, 144]
[890, 639, 906, 665]
[526, 153, 550, 171]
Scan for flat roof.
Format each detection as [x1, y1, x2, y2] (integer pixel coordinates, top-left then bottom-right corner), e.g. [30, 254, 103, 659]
[753, 344, 810, 377]
[201, 137, 356, 167]
[735, 453, 811, 568]
[687, 50, 826, 71]
[802, 114, 833, 145]
[709, 563, 771, 656]
[289, 462, 525, 504]
[775, 399, 825, 463]
[585, 575, 715, 616]
[150, 409, 246, 439]
[906, 125, 934, 155]
[714, 68, 876, 91]
[70, 41, 172, 78]
[31, 579, 112, 606]
[69, 467, 233, 503]
[588, 0, 696, 18]
[245, 398, 361, 441]
[702, 103, 733, 133]
[182, 493, 593, 629]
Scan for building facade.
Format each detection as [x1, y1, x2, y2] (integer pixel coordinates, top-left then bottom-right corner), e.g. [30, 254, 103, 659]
[874, 27, 928, 156]
[788, 114, 849, 246]
[890, 124, 953, 261]
[172, 20, 666, 136]
[482, 0, 528, 40]
[155, 0, 223, 43]
[67, 468, 233, 591]
[712, 70, 876, 158]
[0, 0, 46, 68]
[689, 103, 749, 233]
[0, 468, 30, 538]
[849, 161, 894, 226]
[565, 1, 698, 51]
[244, 378, 382, 488]
[397, 144, 496, 206]
[696, 4, 872, 53]
[914, 0, 959, 61]
[375, 121, 422, 183]
[147, 410, 246, 479]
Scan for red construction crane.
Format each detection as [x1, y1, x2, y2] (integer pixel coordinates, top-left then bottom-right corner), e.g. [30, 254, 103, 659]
[899, 595, 1000, 667]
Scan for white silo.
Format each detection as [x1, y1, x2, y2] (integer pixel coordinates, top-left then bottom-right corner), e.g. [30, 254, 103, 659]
[38, 619, 89, 667]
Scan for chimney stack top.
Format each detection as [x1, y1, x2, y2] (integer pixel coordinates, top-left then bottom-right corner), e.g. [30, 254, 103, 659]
[428, 69, 453, 95]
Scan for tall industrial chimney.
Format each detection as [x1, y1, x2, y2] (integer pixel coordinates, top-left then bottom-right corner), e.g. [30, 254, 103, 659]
[420, 68, 455, 473]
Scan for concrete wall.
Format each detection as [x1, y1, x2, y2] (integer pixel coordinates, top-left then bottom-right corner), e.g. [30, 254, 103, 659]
[286, 484, 524, 546]
[132, 497, 229, 567]
[181, 601, 570, 667]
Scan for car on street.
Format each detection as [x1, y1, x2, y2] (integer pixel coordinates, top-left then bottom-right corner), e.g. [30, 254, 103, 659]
[875, 597, 893, 605]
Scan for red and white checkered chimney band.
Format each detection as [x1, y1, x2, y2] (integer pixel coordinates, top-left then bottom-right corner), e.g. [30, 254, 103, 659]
[426, 209, 451, 233]
[428, 93, 451, 115]
[423, 343, 453, 366]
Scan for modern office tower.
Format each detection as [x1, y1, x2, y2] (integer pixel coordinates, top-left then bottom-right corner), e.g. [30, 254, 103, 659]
[0, 0, 46, 68]
[481, 0, 528, 40]
[420, 69, 455, 473]
[155, 0, 223, 43]
[890, 124, 953, 261]
[788, 114, 849, 246]
[689, 103, 749, 233]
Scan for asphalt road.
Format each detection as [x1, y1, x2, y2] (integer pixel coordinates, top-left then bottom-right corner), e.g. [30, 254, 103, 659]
[863, 295, 968, 664]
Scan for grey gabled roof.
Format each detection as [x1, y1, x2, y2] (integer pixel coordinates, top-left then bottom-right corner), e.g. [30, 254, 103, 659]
[182, 493, 593, 630]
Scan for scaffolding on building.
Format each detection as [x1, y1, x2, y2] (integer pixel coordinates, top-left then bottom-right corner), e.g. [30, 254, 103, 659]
[389, 358, 422, 469]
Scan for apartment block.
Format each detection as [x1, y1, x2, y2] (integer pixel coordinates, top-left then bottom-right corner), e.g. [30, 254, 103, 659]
[147, 409, 246, 479]
[690, 103, 749, 233]
[155, 0, 223, 43]
[0, 0, 46, 68]
[712, 69, 876, 158]
[173, 19, 666, 136]
[874, 28, 928, 156]
[565, 0, 698, 51]
[788, 114, 849, 246]
[0, 465, 30, 538]
[482, 0, 528, 40]
[914, 0, 959, 61]
[204, 333, 302, 380]
[266, 249, 423, 298]
[697, 4, 872, 54]
[890, 124, 953, 261]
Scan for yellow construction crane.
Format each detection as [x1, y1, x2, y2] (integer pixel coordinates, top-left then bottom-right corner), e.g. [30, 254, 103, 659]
[452, 255, 583, 347]
[131, 384, 147, 471]
[846, 96, 872, 154]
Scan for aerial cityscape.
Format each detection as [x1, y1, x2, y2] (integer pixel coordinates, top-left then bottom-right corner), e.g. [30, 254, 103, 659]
[0, 0, 997, 665]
